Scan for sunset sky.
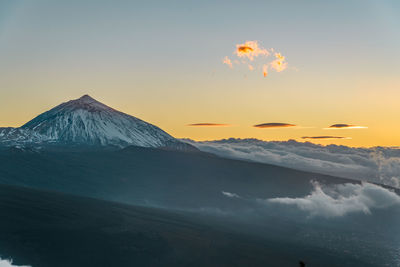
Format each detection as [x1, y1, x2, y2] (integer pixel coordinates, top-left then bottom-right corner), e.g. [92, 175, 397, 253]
[0, 0, 399, 147]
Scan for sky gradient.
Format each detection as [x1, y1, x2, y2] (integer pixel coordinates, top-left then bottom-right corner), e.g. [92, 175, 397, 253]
[0, 0, 399, 147]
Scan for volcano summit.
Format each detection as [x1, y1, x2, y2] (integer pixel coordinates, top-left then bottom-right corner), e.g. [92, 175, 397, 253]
[0, 95, 194, 150]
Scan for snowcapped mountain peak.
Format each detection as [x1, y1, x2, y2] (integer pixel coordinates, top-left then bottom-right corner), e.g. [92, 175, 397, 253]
[79, 94, 93, 100]
[57, 94, 114, 113]
[74, 94, 101, 106]
[1, 95, 195, 150]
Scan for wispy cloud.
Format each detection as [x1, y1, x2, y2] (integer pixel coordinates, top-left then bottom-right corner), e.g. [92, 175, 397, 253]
[222, 191, 240, 198]
[253, 123, 296, 128]
[324, 124, 367, 130]
[222, 56, 233, 68]
[262, 64, 268, 77]
[270, 53, 288, 72]
[302, 136, 350, 140]
[187, 123, 230, 127]
[267, 182, 400, 218]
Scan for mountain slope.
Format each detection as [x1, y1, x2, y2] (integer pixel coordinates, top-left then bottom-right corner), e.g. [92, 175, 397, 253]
[0, 127, 46, 145]
[1, 95, 194, 150]
[0, 145, 398, 266]
[0, 146, 359, 209]
[0, 184, 382, 267]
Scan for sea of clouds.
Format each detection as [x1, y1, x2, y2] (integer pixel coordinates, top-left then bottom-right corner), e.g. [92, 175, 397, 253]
[221, 181, 400, 218]
[185, 138, 400, 188]
[267, 181, 400, 217]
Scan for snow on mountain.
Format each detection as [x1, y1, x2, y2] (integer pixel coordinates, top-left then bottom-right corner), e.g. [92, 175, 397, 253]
[1, 95, 194, 150]
[0, 127, 47, 145]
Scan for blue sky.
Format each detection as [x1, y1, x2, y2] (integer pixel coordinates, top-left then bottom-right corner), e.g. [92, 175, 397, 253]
[0, 0, 399, 146]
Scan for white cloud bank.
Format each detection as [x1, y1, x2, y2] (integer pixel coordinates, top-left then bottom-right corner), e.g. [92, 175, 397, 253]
[267, 182, 400, 218]
[184, 138, 400, 188]
[0, 258, 31, 267]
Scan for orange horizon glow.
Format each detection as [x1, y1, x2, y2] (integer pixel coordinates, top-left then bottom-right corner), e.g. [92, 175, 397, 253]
[187, 123, 231, 127]
[324, 124, 368, 130]
[1, 93, 398, 148]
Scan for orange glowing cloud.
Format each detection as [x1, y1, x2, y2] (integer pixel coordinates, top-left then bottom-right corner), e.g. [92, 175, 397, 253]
[222, 56, 233, 68]
[235, 41, 270, 61]
[238, 46, 253, 53]
[324, 124, 368, 130]
[187, 123, 231, 127]
[263, 64, 268, 77]
[223, 41, 290, 78]
[270, 53, 288, 72]
[253, 123, 296, 128]
[302, 136, 351, 140]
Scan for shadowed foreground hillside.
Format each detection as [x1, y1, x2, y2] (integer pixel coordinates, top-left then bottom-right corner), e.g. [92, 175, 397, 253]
[0, 184, 379, 267]
[0, 146, 356, 210]
[0, 147, 399, 266]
